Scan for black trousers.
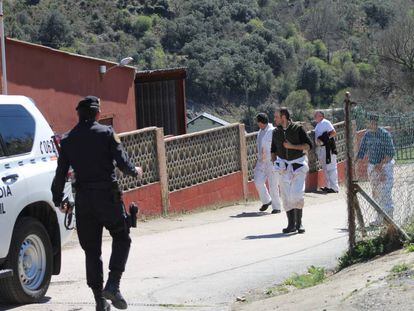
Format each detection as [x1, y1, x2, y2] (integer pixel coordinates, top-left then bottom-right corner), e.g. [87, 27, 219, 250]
[75, 188, 131, 291]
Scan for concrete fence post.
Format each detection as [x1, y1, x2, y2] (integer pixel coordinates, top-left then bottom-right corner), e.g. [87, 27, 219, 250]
[155, 127, 170, 216]
[239, 124, 248, 201]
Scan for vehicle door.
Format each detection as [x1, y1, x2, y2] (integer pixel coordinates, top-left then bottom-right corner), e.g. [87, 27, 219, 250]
[0, 104, 33, 259]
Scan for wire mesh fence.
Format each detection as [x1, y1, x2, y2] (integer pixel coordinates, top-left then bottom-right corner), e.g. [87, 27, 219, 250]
[352, 109, 414, 241]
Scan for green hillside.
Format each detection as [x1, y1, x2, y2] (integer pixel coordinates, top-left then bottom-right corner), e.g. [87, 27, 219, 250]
[5, 0, 414, 128]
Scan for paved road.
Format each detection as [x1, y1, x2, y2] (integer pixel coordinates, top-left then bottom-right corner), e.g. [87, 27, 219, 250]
[1, 192, 348, 311]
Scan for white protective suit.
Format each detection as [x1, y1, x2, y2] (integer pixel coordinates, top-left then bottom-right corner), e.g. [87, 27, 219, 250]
[254, 124, 281, 211]
[314, 119, 339, 192]
[274, 156, 309, 212]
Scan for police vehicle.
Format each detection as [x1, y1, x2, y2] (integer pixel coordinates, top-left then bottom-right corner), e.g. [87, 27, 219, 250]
[0, 95, 74, 303]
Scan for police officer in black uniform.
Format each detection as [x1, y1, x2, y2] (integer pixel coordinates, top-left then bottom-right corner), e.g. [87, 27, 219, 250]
[51, 96, 141, 311]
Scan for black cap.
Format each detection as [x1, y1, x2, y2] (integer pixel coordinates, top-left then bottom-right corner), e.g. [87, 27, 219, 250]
[76, 96, 100, 111]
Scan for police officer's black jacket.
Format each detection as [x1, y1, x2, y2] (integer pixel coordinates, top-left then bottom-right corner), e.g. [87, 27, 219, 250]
[51, 120, 137, 206]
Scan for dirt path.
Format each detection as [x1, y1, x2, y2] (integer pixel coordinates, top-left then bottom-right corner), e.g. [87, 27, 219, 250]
[233, 249, 414, 311]
[1, 193, 348, 311]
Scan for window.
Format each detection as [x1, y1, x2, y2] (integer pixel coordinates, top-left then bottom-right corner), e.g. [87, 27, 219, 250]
[0, 137, 5, 157]
[0, 105, 35, 156]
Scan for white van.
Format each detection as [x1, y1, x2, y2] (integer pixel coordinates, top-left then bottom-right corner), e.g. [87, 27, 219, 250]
[0, 95, 74, 303]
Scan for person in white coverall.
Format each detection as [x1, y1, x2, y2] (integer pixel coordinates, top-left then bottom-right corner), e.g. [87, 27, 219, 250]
[314, 111, 339, 193]
[254, 113, 281, 214]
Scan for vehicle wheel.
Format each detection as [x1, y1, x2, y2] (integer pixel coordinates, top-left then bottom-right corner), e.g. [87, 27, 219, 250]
[0, 217, 53, 303]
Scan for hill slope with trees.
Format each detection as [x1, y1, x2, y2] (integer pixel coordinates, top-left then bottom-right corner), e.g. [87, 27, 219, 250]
[5, 0, 414, 128]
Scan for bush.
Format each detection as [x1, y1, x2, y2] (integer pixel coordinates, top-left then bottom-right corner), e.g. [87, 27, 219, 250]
[284, 266, 326, 289]
[357, 63, 374, 80]
[132, 15, 152, 39]
[247, 18, 264, 31]
[313, 39, 328, 60]
[405, 244, 414, 252]
[332, 51, 353, 68]
[338, 234, 402, 270]
[390, 263, 409, 273]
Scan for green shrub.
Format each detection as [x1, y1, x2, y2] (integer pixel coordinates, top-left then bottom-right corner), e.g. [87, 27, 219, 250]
[284, 266, 326, 289]
[338, 235, 402, 270]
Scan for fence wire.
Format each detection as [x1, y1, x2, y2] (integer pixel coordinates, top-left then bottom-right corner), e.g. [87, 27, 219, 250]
[353, 110, 414, 240]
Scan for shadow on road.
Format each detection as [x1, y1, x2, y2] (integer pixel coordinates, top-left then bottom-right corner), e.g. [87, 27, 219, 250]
[230, 212, 268, 218]
[335, 228, 349, 233]
[244, 233, 289, 239]
[0, 297, 51, 310]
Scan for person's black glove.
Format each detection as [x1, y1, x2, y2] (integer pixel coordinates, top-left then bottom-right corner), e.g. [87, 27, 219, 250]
[52, 193, 63, 208]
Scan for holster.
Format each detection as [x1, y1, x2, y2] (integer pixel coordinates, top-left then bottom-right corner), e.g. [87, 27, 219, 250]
[126, 202, 139, 228]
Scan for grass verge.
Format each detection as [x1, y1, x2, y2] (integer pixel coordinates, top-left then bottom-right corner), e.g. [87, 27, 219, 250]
[283, 266, 326, 289]
[264, 266, 326, 298]
[405, 243, 414, 252]
[338, 233, 403, 270]
[390, 263, 410, 273]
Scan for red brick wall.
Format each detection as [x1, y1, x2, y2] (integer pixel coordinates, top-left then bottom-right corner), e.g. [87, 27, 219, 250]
[123, 183, 163, 217]
[169, 172, 244, 213]
[5, 38, 136, 134]
[247, 181, 259, 200]
[121, 163, 348, 217]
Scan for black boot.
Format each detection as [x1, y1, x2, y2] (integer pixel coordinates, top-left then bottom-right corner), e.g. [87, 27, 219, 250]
[93, 289, 111, 311]
[282, 210, 296, 233]
[295, 209, 305, 234]
[103, 271, 127, 310]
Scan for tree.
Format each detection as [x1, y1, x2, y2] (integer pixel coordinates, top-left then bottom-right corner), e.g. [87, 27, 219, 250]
[363, 0, 394, 29]
[264, 44, 286, 75]
[313, 40, 328, 60]
[298, 60, 321, 96]
[377, 14, 414, 72]
[230, 2, 257, 23]
[301, 0, 339, 42]
[38, 10, 73, 49]
[284, 90, 313, 121]
[342, 62, 360, 87]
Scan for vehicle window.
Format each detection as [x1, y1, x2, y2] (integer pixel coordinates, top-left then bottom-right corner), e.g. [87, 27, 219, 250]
[0, 135, 5, 157]
[0, 105, 35, 156]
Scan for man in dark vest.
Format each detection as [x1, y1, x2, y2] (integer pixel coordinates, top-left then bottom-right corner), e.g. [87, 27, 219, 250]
[271, 108, 313, 234]
[51, 96, 142, 311]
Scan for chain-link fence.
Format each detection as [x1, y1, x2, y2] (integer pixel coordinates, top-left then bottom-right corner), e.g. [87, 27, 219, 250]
[350, 108, 414, 242]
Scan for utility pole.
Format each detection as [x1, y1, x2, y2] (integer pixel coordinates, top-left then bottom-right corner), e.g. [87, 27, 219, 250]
[0, 0, 7, 94]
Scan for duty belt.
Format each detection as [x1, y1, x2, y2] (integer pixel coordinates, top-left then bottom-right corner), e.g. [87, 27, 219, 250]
[76, 181, 118, 190]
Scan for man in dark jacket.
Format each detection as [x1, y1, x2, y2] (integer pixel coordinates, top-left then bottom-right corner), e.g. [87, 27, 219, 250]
[271, 108, 313, 234]
[52, 96, 142, 311]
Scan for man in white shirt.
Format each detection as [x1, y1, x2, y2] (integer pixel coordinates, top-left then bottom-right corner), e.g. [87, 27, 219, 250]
[254, 113, 281, 213]
[314, 111, 339, 193]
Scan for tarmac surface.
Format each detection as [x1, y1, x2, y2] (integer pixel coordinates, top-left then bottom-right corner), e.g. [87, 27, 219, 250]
[1, 192, 348, 311]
